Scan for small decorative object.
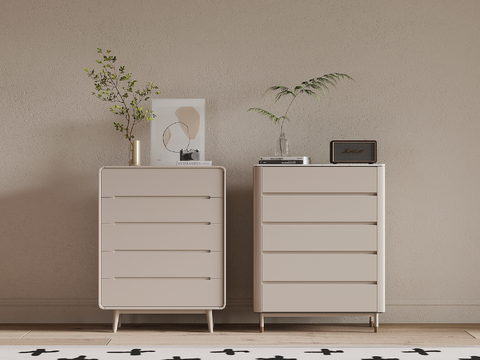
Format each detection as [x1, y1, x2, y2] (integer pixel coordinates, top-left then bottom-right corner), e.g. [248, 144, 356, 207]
[248, 73, 353, 156]
[275, 132, 289, 156]
[150, 99, 206, 166]
[129, 140, 141, 166]
[85, 48, 161, 164]
[330, 140, 377, 163]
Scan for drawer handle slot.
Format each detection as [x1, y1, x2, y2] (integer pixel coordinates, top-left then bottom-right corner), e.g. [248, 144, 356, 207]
[111, 195, 213, 199]
[112, 277, 213, 280]
[112, 222, 213, 225]
[263, 281, 377, 285]
[111, 249, 213, 253]
[263, 192, 377, 196]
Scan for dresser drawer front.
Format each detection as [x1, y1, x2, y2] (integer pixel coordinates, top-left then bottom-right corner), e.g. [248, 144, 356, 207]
[262, 283, 377, 312]
[101, 168, 224, 197]
[102, 251, 223, 279]
[263, 224, 377, 252]
[101, 278, 224, 307]
[263, 254, 377, 282]
[101, 198, 223, 223]
[102, 223, 223, 251]
[263, 196, 377, 222]
[262, 167, 377, 193]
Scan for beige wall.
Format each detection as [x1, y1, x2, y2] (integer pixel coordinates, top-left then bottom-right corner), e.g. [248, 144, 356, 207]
[1, 0, 479, 324]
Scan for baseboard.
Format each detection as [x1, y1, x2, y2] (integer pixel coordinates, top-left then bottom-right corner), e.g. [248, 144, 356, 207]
[1, 297, 480, 323]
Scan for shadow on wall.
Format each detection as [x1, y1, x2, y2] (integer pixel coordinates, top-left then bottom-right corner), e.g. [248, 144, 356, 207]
[225, 183, 254, 301]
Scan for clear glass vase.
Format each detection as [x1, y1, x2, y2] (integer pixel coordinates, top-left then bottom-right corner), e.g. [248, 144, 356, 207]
[275, 132, 289, 156]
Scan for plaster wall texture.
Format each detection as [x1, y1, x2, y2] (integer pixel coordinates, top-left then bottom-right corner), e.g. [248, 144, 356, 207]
[0, 0, 479, 324]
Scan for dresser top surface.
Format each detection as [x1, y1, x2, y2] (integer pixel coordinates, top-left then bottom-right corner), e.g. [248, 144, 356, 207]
[254, 164, 385, 167]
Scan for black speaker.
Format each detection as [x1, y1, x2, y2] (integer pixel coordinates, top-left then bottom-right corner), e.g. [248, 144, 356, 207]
[330, 140, 377, 164]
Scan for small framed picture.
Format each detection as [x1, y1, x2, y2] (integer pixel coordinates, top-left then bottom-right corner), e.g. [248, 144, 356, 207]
[150, 99, 205, 166]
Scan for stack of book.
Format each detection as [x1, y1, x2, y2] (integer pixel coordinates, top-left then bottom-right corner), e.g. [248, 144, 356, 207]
[259, 156, 311, 164]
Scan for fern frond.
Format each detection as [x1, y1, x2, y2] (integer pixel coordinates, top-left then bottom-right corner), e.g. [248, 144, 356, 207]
[248, 73, 353, 127]
[275, 89, 294, 102]
[336, 73, 354, 81]
[317, 76, 337, 88]
[302, 89, 321, 102]
[263, 85, 288, 96]
[247, 108, 280, 123]
[293, 85, 304, 95]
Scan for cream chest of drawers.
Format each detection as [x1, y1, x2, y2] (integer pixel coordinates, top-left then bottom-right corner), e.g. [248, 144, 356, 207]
[99, 166, 226, 332]
[253, 164, 385, 332]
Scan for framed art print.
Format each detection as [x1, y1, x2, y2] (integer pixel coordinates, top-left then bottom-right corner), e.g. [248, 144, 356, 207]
[150, 99, 205, 166]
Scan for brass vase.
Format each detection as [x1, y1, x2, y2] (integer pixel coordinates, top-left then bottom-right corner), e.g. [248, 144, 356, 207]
[129, 140, 141, 166]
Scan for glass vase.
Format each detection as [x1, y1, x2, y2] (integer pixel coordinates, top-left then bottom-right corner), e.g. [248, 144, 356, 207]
[275, 132, 289, 156]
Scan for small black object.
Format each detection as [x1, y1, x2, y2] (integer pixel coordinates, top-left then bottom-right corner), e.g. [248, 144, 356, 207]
[180, 149, 200, 161]
[402, 348, 441, 356]
[211, 349, 250, 355]
[107, 348, 155, 356]
[330, 140, 377, 163]
[305, 349, 344, 355]
[19, 349, 60, 356]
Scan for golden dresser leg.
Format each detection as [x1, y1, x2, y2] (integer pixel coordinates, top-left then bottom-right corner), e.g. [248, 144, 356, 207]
[113, 310, 120, 333]
[206, 310, 214, 333]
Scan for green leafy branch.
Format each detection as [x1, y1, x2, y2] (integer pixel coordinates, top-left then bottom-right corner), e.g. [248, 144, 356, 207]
[248, 73, 353, 133]
[85, 48, 161, 142]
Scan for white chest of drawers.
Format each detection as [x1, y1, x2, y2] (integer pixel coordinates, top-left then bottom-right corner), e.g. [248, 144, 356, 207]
[253, 164, 385, 332]
[99, 166, 226, 332]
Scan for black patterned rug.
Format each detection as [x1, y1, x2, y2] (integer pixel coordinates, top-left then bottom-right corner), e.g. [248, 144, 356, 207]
[2, 346, 480, 360]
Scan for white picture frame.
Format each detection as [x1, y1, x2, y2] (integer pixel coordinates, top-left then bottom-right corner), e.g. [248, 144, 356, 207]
[150, 99, 205, 166]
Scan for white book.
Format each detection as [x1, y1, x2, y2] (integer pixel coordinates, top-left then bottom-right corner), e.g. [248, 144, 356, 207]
[176, 161, 212, 166]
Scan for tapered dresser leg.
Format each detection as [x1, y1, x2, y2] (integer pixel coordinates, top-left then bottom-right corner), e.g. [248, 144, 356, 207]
[374, 313, 379, 333]
[206, 310, 214, 333]
[260, 313, 264, 333]
[113, 310, 120, 333]
[369, 316, 374, 327]
[118, 313, 122, 329]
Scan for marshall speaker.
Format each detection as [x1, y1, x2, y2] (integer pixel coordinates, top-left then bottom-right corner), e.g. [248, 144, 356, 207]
[330, 140, 377, 164]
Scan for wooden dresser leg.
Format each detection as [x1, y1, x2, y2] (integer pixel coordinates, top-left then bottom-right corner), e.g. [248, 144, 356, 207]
[206, 310, 214, 333]
[113, 310, 120, 333]
[260, 313, 264, 333]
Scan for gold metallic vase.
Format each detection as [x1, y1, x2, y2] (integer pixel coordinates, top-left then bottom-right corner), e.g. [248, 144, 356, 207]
[129, 140, 141, 166]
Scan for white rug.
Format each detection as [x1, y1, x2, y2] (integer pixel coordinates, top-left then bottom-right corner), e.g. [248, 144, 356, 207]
[2, 345, 480, 360]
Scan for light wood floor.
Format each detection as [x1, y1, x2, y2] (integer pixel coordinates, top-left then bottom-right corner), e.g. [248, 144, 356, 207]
[2, 324, 480, 346]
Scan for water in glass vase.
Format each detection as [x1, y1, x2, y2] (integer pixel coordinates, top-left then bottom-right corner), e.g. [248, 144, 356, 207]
[275, 132, 289, 156]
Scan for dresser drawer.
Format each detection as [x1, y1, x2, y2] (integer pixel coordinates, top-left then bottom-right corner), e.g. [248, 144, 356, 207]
[102, 251, 223, 279]
[101, 167, 224, 197]
[263, 224, 377, 251]
[101, 197, 223, 223]
[101, 278, 224, 307]
[262, 283, 377, 312]
[102, 223, 223, 251]
[263, 195, 377, 222]
[261, 167, 377, 193]
[263, 254, 377, 282]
